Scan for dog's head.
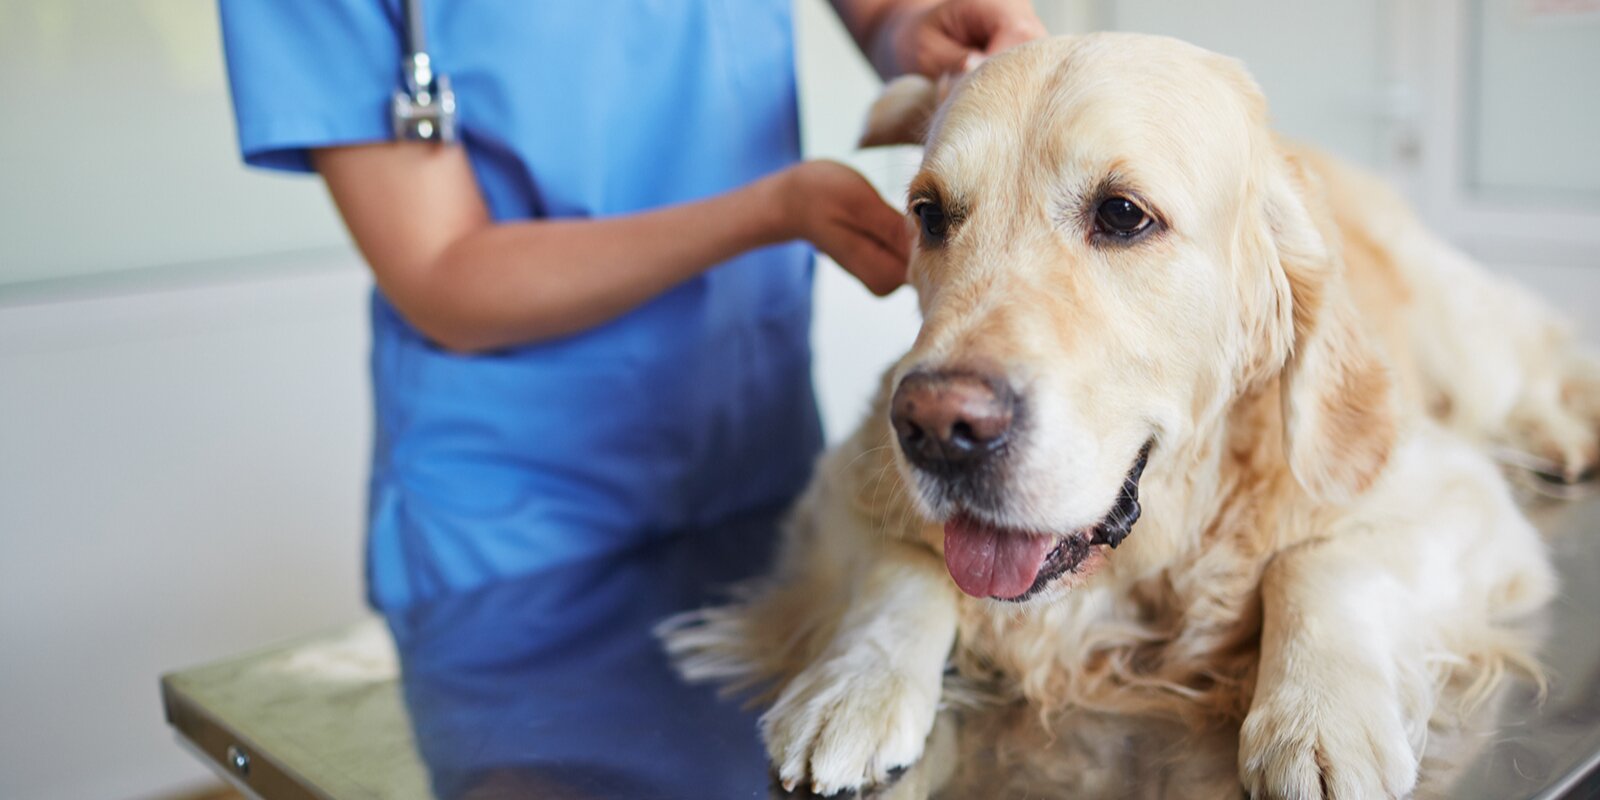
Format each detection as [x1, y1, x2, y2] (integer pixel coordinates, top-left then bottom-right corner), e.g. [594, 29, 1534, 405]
[873, 34, 1395, 602]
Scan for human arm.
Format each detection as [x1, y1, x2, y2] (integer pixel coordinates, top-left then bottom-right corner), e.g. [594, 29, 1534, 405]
[829, 0, 1047, 80]
[312, 143, 909, 353]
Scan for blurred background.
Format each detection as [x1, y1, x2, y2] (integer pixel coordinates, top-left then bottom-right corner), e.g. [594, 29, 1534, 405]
[1, 1, 1596, 797]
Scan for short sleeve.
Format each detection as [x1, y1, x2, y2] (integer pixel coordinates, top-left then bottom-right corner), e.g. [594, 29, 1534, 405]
[219, 0, 401, 173]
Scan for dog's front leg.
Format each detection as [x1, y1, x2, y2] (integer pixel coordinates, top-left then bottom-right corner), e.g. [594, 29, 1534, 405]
[763, 539, 958, 796]
[1238, 536, 1423, 800]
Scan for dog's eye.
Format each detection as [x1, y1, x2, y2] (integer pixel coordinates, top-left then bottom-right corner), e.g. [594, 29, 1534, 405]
[1094, 197, 1153, 238]
[915, 201, 950, 243]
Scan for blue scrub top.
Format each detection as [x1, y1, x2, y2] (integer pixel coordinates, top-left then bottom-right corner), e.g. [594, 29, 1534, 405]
[219, 0, 823, 611]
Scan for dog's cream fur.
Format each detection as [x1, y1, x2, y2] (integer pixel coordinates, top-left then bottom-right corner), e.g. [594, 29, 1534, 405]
[664, 34, 1598, 798]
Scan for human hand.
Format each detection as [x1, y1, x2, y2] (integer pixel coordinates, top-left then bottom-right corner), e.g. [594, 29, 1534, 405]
[769, 161, 910, 297]
[876, 0, 1047, 79]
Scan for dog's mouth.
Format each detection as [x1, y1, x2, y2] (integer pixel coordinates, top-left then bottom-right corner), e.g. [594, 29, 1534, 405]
[942, 441, 1152, 601]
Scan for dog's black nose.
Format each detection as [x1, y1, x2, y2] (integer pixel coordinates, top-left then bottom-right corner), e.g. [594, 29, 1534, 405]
[891, 369, 1015, 473]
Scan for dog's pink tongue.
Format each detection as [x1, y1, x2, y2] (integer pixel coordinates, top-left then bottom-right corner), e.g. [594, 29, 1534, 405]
[943, 516, 1057, 599]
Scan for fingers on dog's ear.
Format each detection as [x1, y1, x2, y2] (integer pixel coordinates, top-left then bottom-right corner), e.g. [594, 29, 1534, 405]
[872, 202, 913, 264]
[1271, 156, 1398, 502]
[861, 217, 911, 296]
[844, 233, 908, 296]
[843, 171, 913, 262]
[860, 75, 940, 148]
[983, 20, 1046, 56]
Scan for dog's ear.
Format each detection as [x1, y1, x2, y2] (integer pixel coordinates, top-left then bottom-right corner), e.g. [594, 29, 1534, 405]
[859, 75, 941, 148]
[1268, 153, 1398, 503]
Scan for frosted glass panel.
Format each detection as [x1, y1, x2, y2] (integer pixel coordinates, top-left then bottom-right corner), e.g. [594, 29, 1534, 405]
[1468, 0, 1600, 206]
[0, 0, 348, 288]
[1101, 0, 1388, 168]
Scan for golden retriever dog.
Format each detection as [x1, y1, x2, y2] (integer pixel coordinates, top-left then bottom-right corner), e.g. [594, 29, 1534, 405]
[664, 33, 1599, 799]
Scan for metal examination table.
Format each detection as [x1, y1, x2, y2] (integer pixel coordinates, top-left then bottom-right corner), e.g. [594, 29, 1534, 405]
[163, 500, 1600, 799]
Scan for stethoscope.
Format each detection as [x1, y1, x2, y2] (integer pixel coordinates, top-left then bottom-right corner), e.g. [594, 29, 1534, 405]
[391, 0, 457, 143]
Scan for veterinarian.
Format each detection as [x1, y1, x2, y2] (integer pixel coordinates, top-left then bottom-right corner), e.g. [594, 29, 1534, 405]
[219, 0, 1045, 611]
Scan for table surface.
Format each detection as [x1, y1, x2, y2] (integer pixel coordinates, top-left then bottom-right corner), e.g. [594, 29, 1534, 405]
[163, 499, 1600, 800]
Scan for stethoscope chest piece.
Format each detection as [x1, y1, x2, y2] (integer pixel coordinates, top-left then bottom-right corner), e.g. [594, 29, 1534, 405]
[391, 0, 457, 143]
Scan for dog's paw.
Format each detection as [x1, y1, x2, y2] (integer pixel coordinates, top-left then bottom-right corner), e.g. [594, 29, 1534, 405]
[1238, 681, 1417, 799]
[761, 651, 940, 797]
[1501, 353, 1600, 489]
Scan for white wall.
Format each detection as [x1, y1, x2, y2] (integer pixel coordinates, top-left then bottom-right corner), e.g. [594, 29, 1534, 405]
[1469, 0, 1600, 203]
[0, 1, 372, 796]
[0, 0, 347, 287]
[0, 258, 373, 800]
